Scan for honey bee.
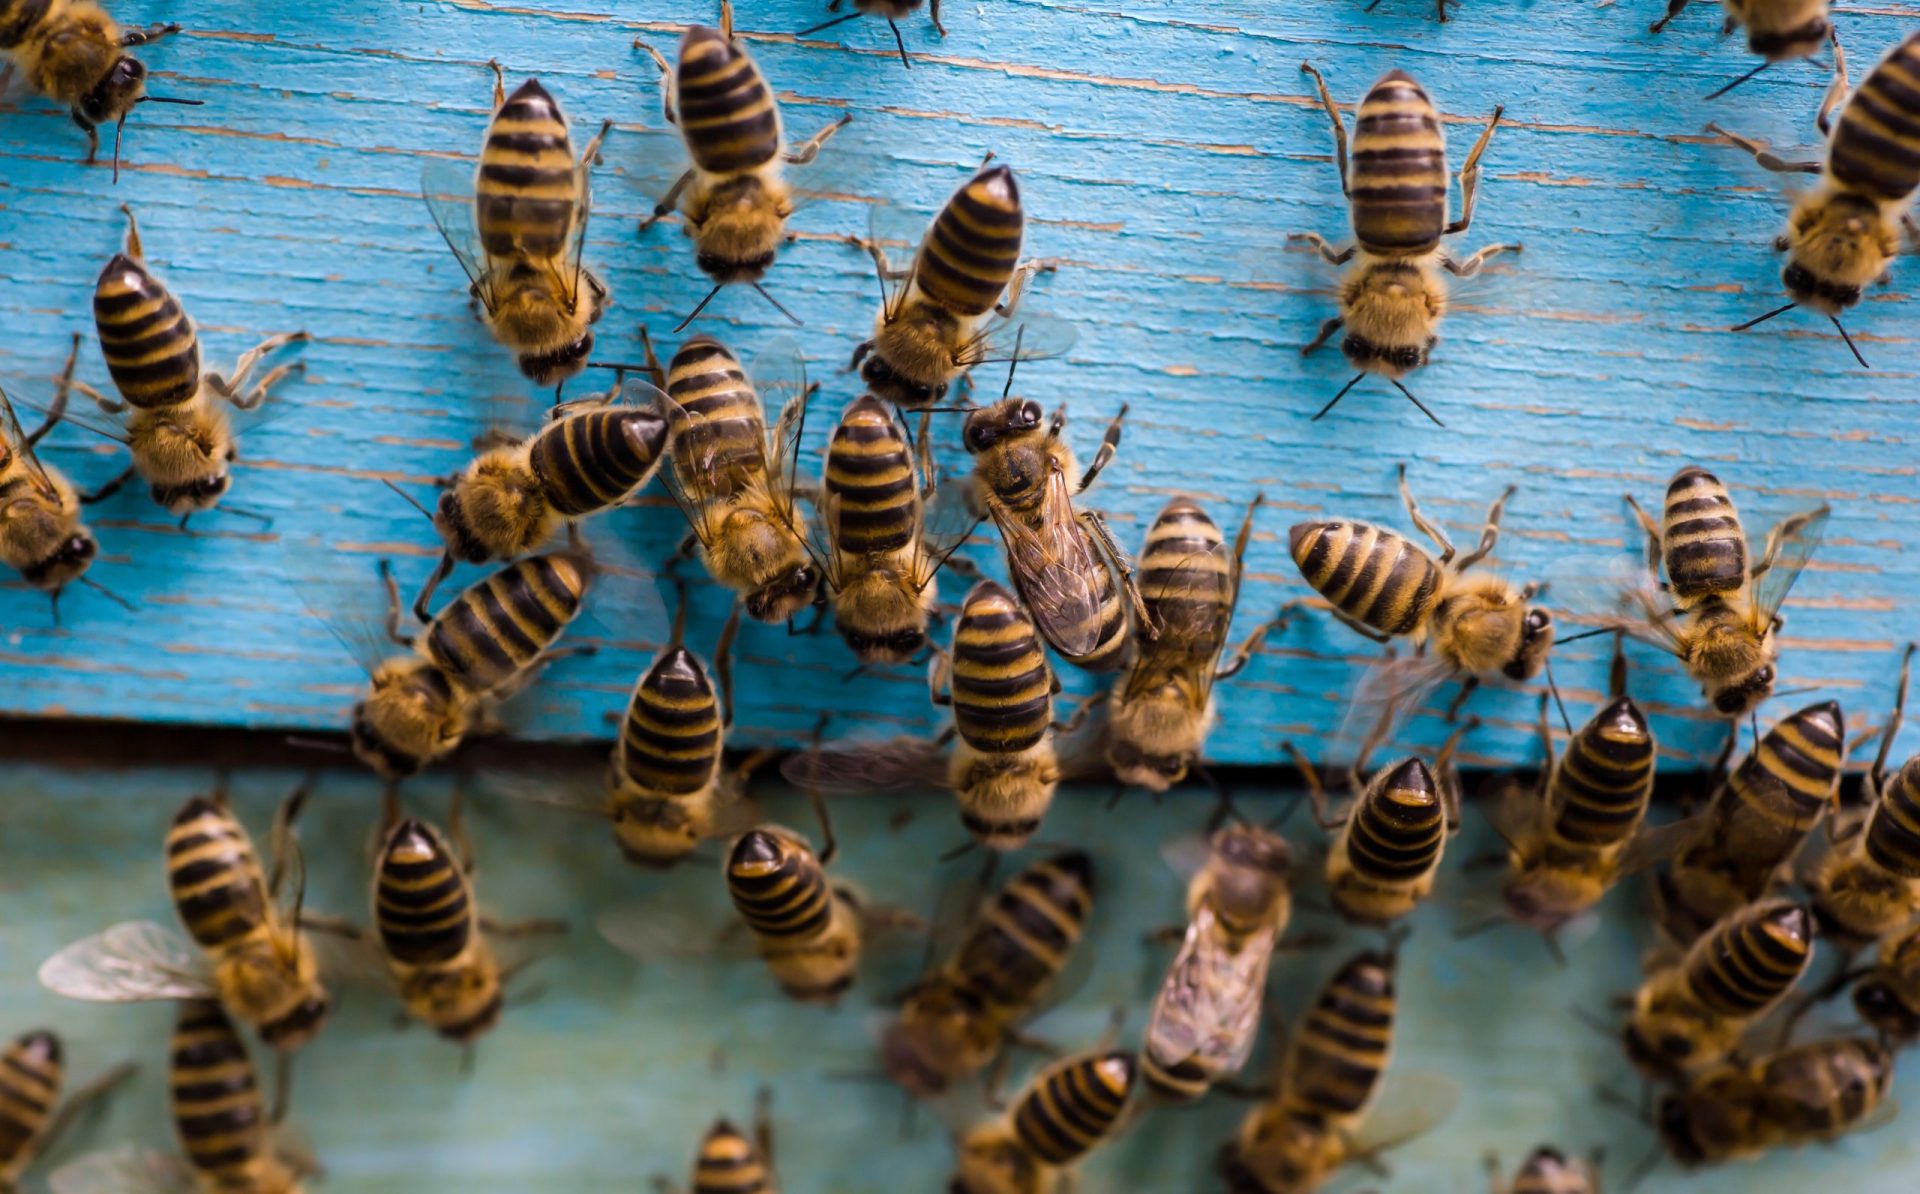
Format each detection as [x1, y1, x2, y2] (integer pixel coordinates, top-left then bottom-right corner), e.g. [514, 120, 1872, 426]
[882, 850, 1095, 1098]
[1851, 918, 1920, 1042]
[0, 356, 103, 618]
[1624, 899, 1815, 1081]
[1658, 1036, 1893, 1168]
[964, 396, 1146, 673]
[1804, 643, 1920, 943]
[1650, 1, 1833, 97]
[1141, 826, 1294, 1103]
[798, 0, 943, 68]
[846, 162, 1073, 410]
[632, 1, 852, 326]
[1484, 1147, 1601, 1194]
[720, 792, 881, 1003]
[1707, 32, 1920, 367]
[950, 1050, 1137, 1194]
[658, 335, 821, 625]
[1291, 63, 1519, 425]
[423, 63, 611, 390]
[660, 1091, 778, 1194]
[0, 1030, 133, 1190]
[1106, 495, 1279, 793]
[0, 1, 199, 177]
[1284, 465, 1553, 733]
[1657, 700, 1845, 944]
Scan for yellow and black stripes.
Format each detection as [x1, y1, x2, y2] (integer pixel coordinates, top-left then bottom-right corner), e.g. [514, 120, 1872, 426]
[914, 166, 1025, 318]
[1864, 757, 1920, 877]
[615, 646, 723, 801]
[1725, 700, 1845, 833]
[1349, 71, 1448, 257]
[727, 830, 832, 941]
[477, 78, 578, 262]
[950, 851, 1094, 1012]
[94, 244, 199, 410]
[950, 581, 1053, 755]
[1346, 758, 1447, 883]
[0, 1029, 59, 1182]
[1829, 33, 1920, 204]
[1009, 1051, 1136, 1166]
[1549, 696, 1655, 850]
[1289, 520, 1442, 638]
[423, 551, 588, 695]
[1285, 951, 1396, 1122]
[1139, 498, 1232, 656]
[169, 1000, 270, 1186]
[666, 337, 768, 497]
[375, 818, 475, 967]
[1684, 901, 1814, 1019]
[0, 0, 60, 52]
[675, 25, 780, 176]
[693, 1117, 773, 1194]
[824, 395, 917, 558]
[1660, 467, 1747, 605]
[528, 406, 670, 518]
[166, 795, 270, 952]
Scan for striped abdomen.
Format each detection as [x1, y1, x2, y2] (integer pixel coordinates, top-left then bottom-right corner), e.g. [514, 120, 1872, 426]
[170, 1001, 274, 1187]
[1009, 1051, 1136, 1166]
[1343, 758, 1447, 884]
[825, 395, 918, 558]
[1288, 520, 1443, 639]
[675, 25, 780, 176]
[1684, 901, 1813, 1019]
[1138, 497, 1232, 661]
[1754, 1038, 1891, 1139]
[728, 830, 832, 941]
[476, 79, 579, 262]
[1660, 467, 1748, 605]
[1864, 756, 1920, 878]
[692, 1118, 774, 1194]
[375, 818, 475, 967]
[950, 580, 1053, 755]
[529, 406, 670, 517]
[667, 337, 769, 499]
[423, 551, 589, 696]
[1349, 71, 1448, 257]
[94, 251, 199, 409]
[615, 646, 723, 799]
[1548, 696, 1656, 851]
[1829, 33, 1920, 203]
[913, 165, 1024, 318]
[0, 1030, 60, 1183]
[1510, 1147, 1594, 1194]
[1284, 951, 1396, 1123]
[166, 795, 270, 952]
[1725, 700, 1844, 836]
[950, 851, 1093, 1014]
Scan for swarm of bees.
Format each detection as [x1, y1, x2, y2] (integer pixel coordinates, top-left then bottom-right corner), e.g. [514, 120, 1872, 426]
[5, 2, 1918, 1191]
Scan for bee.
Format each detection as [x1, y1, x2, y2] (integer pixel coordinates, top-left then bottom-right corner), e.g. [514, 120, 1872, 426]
[1141, 825, 1294, 1103]
[1106, 494, 1279, 793]
[950, 1050, 1137, 1194]
[0, 1030, 133, 1190]
[1851, 918, 1920, 1042]
[0, 355, 103, 617]
[1657, 700, 1845, 944]
[39, 786, 330, 1055]
[1484, 1147, 1601, 1194]
[1650, 1, 1833, 96]
[798, 1, 943, 68]
[632, 1, 852, 325]
[1708, 32, 1920, 367]
[882, 850, 1095, 1098]
[658, 335, 821, 625]
[721, 792, 879, 1003]
[0, 1, 198, 177]
[1285, 465, 1553, 731]
[1658, 1036, 1893, 1167]
[963, 396, 1146, 673]
[1804, 643, 1920, 943]
[1290, 63, 1519, 425]
[661, 1092, 778, 1194]
[846, 162, 1072, 410]
[423, 63, 611, 390]
[1624, 899, 1815, 1081]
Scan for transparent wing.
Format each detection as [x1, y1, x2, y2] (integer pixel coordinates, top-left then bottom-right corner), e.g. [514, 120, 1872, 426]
[267, 797, 308, 944]
[39, 922, 215, 1002]
[0, 385, 64, 502]
[48, 1144, 195, 1194]
[960, 308, 1078, 372]
[1614, 814, 1707, 878]
[914, 465, 987, 590]
[1327, 650, 1458, 769]
[779, 736, 950, 796]
[480, 768, 612, 821]
[1123, 549, 1231, 707]
[867, 198, 933, 320]
[284, 558, 403, 677]
[0, 387, 130, 449]
[421, 159, 497, 314]
[1749, 504, 1831, 630]
[986, 474, 1102, 659]
[749, 337, 813, 528]
[1159, 832, 1214, 880]
[1545, 551, 1688, 662]
[1144, 909, 1277, 1083]
[1478, 774, 1541, 857]
[595, 905, 755, 963]
[1346, 1070, 1462, 1158]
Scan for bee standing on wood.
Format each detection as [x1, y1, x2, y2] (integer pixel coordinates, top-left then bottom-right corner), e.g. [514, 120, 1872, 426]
[798, 0, 943, 69]
[0, 346, 106, 617]
[950, 1050, 1137, 1194]
[1650, 0, 1834, 97]
[424, 63, 611, 391]
[633, 1, 852, 329]
[1708, 31, 1920, 367]
[1291, 63, 1519, 426]
[0, 1030, 133, 1190]
[1657, 1036, 1894, 1168]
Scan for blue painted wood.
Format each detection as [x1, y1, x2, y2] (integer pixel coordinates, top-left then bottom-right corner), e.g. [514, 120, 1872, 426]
[1, 0, 1917, 767]
[2, 767, 1917, 1192]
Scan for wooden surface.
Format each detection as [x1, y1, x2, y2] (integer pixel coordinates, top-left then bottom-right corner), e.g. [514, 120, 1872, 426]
[2, 766, 1917, 1193]
[2, 0, 1919, 769]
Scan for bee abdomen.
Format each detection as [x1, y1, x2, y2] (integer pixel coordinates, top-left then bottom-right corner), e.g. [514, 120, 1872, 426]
[1288, 520, 1441, 638]
[617, 646, 723, 796]
[728, 831, 832, 940]
[960, 851, 1093, 1007]
[165, 796, 269, 950]
[825, 396, 918, 556]
[667, 338, 767, 490]
[1688, 901, 1813, 1018]
[676, 26, 780, 176]
[0, 1, 55, 52]
[477, 79, 578, 261]
[915, 165, 1024, 318]
[1140, 498, 1232, 630]
[1829, 33, 1920, 203]
[375, 819, 475, 966]
[169, 1001, 268, 1182]
[1731, 700, 1845, 827]
[530, 407, 670, 517]
[1346, 759, 1446, 882]
[94, 253, 199, 409]
[693, 1117, 772, 1194]
[951, 582, 1053, 753]
[1864, 757, 1920, 878]
[1349, 70, 1448, 257]
[1661, 467, 1747, 602]
[0, 1029, 60, 1175]
[425, 552, 588, 695]
[1551, 696, 1656, 849]
[1289, 952, 1395, 1119]
[1010, 1051, 1136, 1166]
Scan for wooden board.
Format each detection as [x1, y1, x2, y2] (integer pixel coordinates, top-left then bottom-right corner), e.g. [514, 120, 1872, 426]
[1, 0, 1917, 768]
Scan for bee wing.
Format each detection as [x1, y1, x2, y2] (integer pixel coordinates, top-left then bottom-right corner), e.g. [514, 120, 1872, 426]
[1159, 831, 1215, 880]
[1545, 551, 1687, 661]
[1344, 1070, 1463, 1159]
[421, 159, 498, 315]
[607, 107, 693, 215]
[0, 384, 68, 503]
[1614, 814, 1708, 878]
[749, 337, 814, 528]
[987, 472, 1103, 659]
[1123, 549, 1231, 707]
[284, 558, 402, 677]
[48, 1144, 197, 1194]
[961, 307, 1078, 373]
[1327, 650, 1457, 769]
[1144, 910, 1277, 1082]
[1479, 774, 1541, 856]
[1749, 504, 1831, 630]
[867, 198, 934, 321]
[913, 463, 987, 589]
[39, 921, 216, 1003]
[595, 905, 755, 963]
[0, 386, 131, 450]
[267, 802, 309, 949]
[779, 735, 950, 796]
[479, 769, 612, 821]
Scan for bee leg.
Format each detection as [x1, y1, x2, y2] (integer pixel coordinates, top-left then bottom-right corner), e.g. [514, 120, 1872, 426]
[993, 256, 1063, 321]
[715, 601, 741, 727]
[1622, 492, 1664, 578]
[1816, 28, 1850, 138]
[1213, 618, 1277, 683]
[1287, 231, 1355, 267]
[1393, 463, 1457, 562]
[1452, 482, 1516, 571]
[1301, 315, 1345, 357]
[1053, 689, 1108, 735]
[1142, 923, 1185, 945]
[377, 560, 416, 644]
[207, 326, 314, 406]
[1298, 62, 1350, 197]
[1441, 242, 1522, 278]
[639, 170, 694, 234]
[411, 555, 455, 623]
[1198, 763, 1240, 829]
[1648, 0, 1690, 35]
[1075, 403, 1127, 494]
[120, 21, 183, 47]
[1702, 122, 1824, 174]
[927, 647, 953, 708]
[1445, 104, 1503, 237]
[1433, 716, 1478, 830]
[784, 113, 853, 165]
[1442, 676, 1480, 724]
[929, 0, 947, 36]
[1281, 741, 1345, 831]
[576, 118, 614, 172]
[75, 113, 99, 166]
[37, 1060, 138, 1160]
[633, 40, 677, 124]
[78, 465, 136, 506]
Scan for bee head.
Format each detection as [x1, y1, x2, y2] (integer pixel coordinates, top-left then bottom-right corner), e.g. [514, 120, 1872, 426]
[1106, 738, 1189, 791]
[1747, 16, 1829, 61]
[78, 56, 148, 126]
[746, 563, 822, 624]
[152, 471, 231, 515]
[24, 533, 99, 592]
[858, 351, 945, 409]
[434, 488, 494, 563]
[692, 180, 783, 282]
[962, 400, 1043, 454]
[1854, 979, 1920, 1040]
[841, 625, 927, 664]
[517, 332, 595, 387]
[1784, 193, 1893, 315]
[1503, 605, 1554, 681]
[1657, 1093, 1705, 1167]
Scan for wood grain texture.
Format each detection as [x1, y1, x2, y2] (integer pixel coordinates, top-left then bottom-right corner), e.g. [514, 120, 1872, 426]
[2, 766, 1916, 1192]
[1, 0, 1917, 768]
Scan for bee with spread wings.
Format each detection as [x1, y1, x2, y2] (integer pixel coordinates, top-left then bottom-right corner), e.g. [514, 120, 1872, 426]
[0, 364, 106, 617]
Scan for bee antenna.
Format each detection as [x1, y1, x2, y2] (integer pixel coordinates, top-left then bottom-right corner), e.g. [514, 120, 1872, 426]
[751, 283, 804, 328]
[887, 18, 911, 69]
[797, 11, 863, 36]
[672, 284, 726, 333]
[217, 502, 274, 526]
[112, 114, 126, 185]
[1704, 58, 1771, 100]
[1829, 316, 1871, 368]
[285, 735, 350, 754]
[1002, 324, 1027, 399]
[1730, 300, 1797, 332]
[1310, 374, 1366, 422]
[1553, 626, 1614, 645]
[140, 95, 204, 106]
[937, 838, 977, 863]
[78, 574, 136, 611]
[380, 478, 435, 522]
[1388, 378, 1446, 427]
